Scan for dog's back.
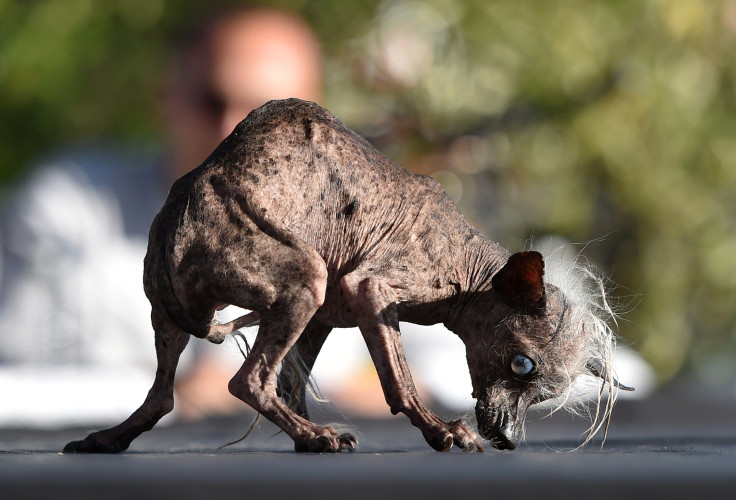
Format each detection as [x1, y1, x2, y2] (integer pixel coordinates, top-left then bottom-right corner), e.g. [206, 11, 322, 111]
[144, 98, 480, 333]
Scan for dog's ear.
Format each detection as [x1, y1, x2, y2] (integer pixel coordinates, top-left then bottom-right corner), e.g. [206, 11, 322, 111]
[492, 251, 546, 310]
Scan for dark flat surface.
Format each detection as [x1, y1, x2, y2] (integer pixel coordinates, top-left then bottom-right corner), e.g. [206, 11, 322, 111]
[1, 386, 735, 499]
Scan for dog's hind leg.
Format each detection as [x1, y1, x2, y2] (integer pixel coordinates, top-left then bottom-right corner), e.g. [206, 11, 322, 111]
[277, 319, 331, 420]
[229, 318, 355, 453]
[63, 311, 189, 453]
[225, 251, 355, 453]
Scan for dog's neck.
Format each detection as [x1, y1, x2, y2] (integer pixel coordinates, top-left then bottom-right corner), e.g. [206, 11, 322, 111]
[396, 233, 510, 334]
[440, 235, 511, 339]
[458, 234, 510, 294]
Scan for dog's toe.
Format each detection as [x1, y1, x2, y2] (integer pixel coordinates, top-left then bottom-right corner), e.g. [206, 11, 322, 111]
[338, 433, 358, 452]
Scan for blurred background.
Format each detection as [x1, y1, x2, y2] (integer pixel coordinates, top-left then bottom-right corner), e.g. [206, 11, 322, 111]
[0, 0, 735, 427]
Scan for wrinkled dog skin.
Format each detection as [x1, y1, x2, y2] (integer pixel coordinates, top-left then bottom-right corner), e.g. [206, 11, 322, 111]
[64, 99, 617, 454]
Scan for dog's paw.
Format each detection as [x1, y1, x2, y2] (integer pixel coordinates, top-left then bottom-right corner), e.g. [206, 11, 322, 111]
[293, 428, 358, 453]
[423, 419, 483, 453]
[62, 433, 125, 454]
[447, 419, 484, 452]
[338, 433, 358, 452]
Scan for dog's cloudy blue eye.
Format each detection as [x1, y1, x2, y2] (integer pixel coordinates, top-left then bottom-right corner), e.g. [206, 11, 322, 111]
[511, 354, 535, 377]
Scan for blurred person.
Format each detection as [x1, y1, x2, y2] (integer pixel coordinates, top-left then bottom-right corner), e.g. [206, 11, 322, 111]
[0, 6, 323, 426]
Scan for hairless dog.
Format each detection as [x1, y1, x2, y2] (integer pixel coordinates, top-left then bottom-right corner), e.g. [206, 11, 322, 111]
[64, 98, 631, 454]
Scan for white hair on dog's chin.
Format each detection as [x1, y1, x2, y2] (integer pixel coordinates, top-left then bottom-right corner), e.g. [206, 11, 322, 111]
[535, 239, 622, 449]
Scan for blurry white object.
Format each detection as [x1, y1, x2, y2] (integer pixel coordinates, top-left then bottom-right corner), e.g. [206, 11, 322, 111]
[313, 323, 474, 412]
[0, 366, 159, 428]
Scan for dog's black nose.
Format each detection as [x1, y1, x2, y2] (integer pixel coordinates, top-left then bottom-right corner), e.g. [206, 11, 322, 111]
[488, 430, 518, 450]
[477, 407, 521, 450]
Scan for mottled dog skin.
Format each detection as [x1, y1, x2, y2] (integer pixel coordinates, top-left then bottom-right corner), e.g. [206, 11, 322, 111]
[64, 99, 610, 454]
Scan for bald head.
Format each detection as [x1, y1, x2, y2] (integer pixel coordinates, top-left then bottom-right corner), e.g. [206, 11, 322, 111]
[163, 8, 323, 178]
[210, 9, 322, 134]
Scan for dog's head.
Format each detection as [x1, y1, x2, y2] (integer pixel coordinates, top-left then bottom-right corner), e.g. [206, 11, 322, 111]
[455, 251, 630, 450]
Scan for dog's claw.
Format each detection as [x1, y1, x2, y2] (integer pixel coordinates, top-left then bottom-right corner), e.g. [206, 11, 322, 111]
[294, 429, 359, 453]
[441, 434, 454, 452]
[424, 419, 481, 453]
[461, 438, 485, 453]
[338, 433, 358, 452]
[425, 430, 454, 452]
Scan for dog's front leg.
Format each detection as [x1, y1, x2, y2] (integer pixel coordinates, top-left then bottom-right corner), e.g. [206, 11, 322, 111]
[341, 273, 483, 452]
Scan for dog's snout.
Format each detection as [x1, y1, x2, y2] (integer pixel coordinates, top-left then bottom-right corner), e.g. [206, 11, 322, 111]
[488, 427, 518, 450]
[476, 405, 522, 451]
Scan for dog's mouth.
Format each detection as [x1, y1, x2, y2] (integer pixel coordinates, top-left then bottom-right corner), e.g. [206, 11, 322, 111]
[476, 404, 526, 451]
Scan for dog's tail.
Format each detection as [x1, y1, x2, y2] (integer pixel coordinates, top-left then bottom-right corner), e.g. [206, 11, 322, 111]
[203, 311, 260, 344]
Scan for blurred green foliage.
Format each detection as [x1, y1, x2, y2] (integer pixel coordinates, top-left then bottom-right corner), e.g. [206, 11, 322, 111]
[2, 0, 736, 385]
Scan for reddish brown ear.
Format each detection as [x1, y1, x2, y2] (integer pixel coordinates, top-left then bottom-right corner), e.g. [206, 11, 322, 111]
[492, 251, 546, 310]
